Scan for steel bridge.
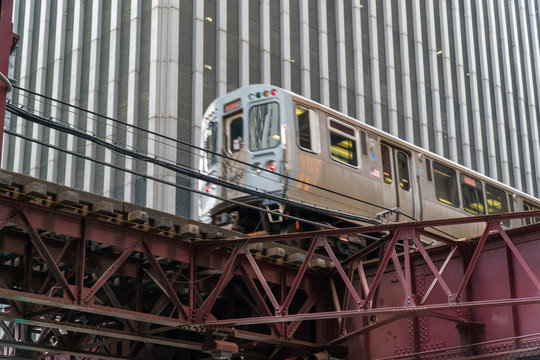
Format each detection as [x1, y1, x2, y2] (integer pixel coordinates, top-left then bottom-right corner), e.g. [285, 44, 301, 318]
[0, 169, 539, 359]
[3, 2, 540, 359]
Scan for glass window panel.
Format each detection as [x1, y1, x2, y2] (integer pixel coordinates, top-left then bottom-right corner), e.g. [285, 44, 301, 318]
[523, 202, 540, 225]
[460, 174, 485, 215]
[330, 133, 358, 166]
[296, 107, 312, 150]
[329, 120, 358, 166]
[249, 102, 280, 151]
[203, 120, 218, 166]
[486, 183, 509, 226]
[433, 161, 459, 207]
[229, 117, 243, 152]
[381, 145, 392, 184]
[397, 152, 410, 191]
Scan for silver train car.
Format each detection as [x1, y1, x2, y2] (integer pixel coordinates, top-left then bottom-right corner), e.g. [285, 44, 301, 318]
[198, 84, 540, 244]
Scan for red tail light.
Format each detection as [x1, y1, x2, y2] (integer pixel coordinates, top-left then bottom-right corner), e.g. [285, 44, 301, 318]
[267, 160, 277, 171]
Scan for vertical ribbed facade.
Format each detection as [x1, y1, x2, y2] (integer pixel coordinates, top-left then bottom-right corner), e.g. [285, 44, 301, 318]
[5, 0, 540, 215]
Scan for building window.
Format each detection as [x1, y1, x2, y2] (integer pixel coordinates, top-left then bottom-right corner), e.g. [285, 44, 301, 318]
[460, 174, 485, 215]
[329, 119, 358, 167]
[433, 161, 459, 207]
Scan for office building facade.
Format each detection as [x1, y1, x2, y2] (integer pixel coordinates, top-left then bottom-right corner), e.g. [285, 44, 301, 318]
[4, 0, 540, 217]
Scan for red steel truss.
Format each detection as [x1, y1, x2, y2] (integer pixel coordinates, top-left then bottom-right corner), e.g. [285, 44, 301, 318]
[1, 181, 540, 359]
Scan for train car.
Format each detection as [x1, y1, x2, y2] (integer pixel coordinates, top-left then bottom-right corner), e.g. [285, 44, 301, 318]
[198, 84, 540, 243]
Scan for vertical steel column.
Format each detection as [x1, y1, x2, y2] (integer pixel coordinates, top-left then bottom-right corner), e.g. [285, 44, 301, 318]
[190, 245, 196, 323]
[82, 0, 102, 193]
[77, 219, 87, 303]
[335, 0, 347, 114]
[505, 243, 521, 350]
[29, 0, 50, 179]
[486, 1, 510, 185]
[426, 0, 443, 156]
[498, 1, 523, 191]
[475, 1, 497, 179]
[280, 0, 291, 90]
[103, 0, 121, 198]
[352, 0, 365, 122]
[368, 0, 381, 129]
[508, 0, 533, 193]
[299, 0, 311, 97]
[46, 0, 67, 183]
[0, 0, 14, 162]
[397, 1, 413, 143]
[383, 0, 397, 136]
[318, 0, 330, 106]
[439, 0, 458, 162]
[412, 0, 429, 149]
[452, 0, 471, 168]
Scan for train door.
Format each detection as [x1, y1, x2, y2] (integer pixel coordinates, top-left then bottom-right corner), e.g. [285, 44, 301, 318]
[380, 144, 414, 221]
[221, 112, 247, 198]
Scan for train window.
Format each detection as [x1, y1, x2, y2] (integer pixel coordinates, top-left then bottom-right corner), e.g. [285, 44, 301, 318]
[203, 120, 218, 167]
[485, 184, 509, 226]
[460, 174, 485, 215]
[329, 119, 358, 167]
[295, 106, 319, 153]
[523, 202, 540, 225]
[381, 145, 392, 184]
[296, 107, 312, 150]
[229, 117, 243, 153]
[397, 152, 410, 191]
[249, 102, 280, 151]
[433, 161, 459, 207]
[361, 131, 368, 156]
[426, 159, 432, 182]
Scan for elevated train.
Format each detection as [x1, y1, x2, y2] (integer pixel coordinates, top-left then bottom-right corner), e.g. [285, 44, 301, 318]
[198, 84, 540, 247]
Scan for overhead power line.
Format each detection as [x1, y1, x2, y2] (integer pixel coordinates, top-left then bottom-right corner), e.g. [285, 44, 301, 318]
[6, 102, 381, 226]
[4, 128, 337, 230]
[11, 85, 404, 217]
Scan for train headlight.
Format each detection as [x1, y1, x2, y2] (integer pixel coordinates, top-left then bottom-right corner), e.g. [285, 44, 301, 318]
[271, 89, 277, 96]
[252, 162, 263, 174]
[266, 160, 277, 171]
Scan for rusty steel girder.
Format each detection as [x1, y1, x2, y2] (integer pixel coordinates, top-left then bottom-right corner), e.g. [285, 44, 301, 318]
[1, 184, 540, 358]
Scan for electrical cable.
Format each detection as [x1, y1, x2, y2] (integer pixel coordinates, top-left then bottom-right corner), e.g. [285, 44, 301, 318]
[7, 102, 382, 225]
[3, 128, 339, 230]
[10, 96, 375, 220]
[11, 85, 408, 218]
[11, 94, 380, 218]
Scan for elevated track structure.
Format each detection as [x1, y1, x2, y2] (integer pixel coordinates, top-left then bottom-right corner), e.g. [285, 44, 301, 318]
[3, 2, 540, 358]
[0, 171, 539, 359]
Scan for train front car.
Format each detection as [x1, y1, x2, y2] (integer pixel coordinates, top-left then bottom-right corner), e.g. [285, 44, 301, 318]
[199, 85, 291, 233]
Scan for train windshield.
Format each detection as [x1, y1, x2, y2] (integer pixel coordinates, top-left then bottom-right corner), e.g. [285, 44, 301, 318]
[249, 102, 280, 151]
[203, 120, 218, 168]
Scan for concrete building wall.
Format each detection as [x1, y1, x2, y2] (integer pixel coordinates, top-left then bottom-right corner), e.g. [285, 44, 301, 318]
[5, 0, 540, 216]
